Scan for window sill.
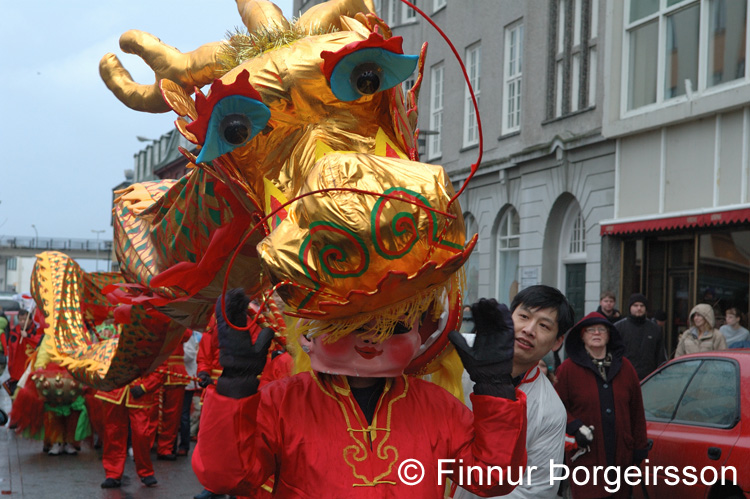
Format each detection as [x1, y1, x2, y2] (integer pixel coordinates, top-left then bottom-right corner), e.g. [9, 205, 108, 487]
[498, 130, 521, 141]
[460, 143, 480, 153]
[432, 4, 446, 14]
[622, 78, 748, 118]
[541, 105, 595, 126]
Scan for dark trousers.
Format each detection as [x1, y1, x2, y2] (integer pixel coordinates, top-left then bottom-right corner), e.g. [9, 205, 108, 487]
[178, 389, 196, 452]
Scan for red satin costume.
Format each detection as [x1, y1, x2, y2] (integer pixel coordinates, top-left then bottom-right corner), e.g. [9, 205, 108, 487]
[193, 372, 527, 498]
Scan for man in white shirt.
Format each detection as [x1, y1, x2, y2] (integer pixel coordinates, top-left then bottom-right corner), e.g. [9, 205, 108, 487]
[457, 285, 574, 499]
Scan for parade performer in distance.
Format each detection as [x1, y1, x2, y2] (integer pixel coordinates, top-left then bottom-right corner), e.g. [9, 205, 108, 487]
[9, 330, 93, 456]
[96, 369, 165, 488]
[155, 329, 192, 461]
[2, 308, 41, 396]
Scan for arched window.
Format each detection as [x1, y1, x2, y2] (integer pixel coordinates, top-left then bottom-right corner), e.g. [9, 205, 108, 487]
[560, 203, 586, 320]
[569, 210, 586, 255]
[496, 207, 520, 306]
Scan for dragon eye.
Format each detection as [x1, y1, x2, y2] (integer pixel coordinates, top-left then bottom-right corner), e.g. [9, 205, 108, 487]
[186, 70, 271, 165]
[351, 63, 383, 96]
[321, 34, 419, 102]
[220, 114, 252, 145]
[193, 95, 271, 164]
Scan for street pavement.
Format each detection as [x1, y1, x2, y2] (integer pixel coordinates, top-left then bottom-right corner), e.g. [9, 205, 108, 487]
[0, 369, 206, 498]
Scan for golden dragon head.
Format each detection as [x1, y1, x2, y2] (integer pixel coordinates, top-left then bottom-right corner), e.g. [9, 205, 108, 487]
[40, 0, 475, 386]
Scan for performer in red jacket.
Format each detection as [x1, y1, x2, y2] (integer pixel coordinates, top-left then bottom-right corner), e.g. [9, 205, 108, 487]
[196, 316, 222, 397]
[156, 329, 192, 460]
[1, 309, 41, 395]
[193, 293, 527, 498]
[96, 369, 165, 489]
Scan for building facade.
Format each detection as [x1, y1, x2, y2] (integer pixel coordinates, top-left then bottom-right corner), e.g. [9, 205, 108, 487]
[601, 0, 750, 353]
[294, 0, 616, 320]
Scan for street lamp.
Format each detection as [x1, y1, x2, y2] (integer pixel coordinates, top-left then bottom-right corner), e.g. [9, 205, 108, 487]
[92, 229, 105, 271]
[31, 224, 38, 247]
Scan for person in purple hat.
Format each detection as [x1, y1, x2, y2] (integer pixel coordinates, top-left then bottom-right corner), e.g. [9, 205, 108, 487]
[555, 312, 649, 499]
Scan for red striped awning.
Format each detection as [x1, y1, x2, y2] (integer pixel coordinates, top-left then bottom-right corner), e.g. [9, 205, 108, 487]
[600, 207, 750, 236]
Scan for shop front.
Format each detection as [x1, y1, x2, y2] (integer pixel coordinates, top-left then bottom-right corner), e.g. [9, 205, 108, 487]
[602, 207, 750, 356]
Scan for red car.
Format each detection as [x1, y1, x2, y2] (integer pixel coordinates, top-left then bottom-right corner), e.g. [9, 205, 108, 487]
[634, 350, 750, 499]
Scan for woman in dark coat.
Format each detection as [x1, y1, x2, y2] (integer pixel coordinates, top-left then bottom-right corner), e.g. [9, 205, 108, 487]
[555, 311, 649, 499]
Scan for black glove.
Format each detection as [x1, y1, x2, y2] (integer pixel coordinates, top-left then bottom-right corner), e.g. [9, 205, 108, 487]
[449, 298, 515, 400]
[130, 385, 146, 399]
[215, 289, 274, 399]
[197, 371, 213, 388]
[633, 446, 649, 466]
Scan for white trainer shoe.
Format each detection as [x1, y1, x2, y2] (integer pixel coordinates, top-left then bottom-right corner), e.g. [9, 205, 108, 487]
[48, 443, 63, 455]
[63, 443, 78, 455]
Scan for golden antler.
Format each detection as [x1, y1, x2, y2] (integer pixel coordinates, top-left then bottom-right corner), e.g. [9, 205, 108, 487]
[236, 0, 290, 33]
[297, 0, 375, 32]
[100, 30, 225, 113]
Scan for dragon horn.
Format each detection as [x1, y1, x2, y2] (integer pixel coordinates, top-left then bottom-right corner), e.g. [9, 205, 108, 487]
[297, 0, 375, 31]
[236, 0, 291, 33]
[100, 30, 225, 113]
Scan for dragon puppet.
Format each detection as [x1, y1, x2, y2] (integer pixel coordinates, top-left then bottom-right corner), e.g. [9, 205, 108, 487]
[32, 0, 478, 392]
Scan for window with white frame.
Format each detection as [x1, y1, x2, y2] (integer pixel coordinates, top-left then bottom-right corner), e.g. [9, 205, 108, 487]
[374, 0, 382, 16]
[402, 0, 417, 23]
[429, 63, 444, 158]
[503, 22, 524, 134]
[388, 0, 398, 26]
[568, 210, 586, 254]
[558, 202, 587, 297]
[434, 0, 447, 11]
[463, 43, 481, 147]
[626, 0, 747, 112]
[548, 0, 598, 118]
[496, 207, 520, 306]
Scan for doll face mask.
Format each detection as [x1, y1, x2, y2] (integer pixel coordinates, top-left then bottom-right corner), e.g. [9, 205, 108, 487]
[299, 320, 421, 377]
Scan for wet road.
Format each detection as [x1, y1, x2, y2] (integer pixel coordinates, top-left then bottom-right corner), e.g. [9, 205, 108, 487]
[1, 370, 206, 498]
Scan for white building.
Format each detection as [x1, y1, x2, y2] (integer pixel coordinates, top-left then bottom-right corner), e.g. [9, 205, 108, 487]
[601, 0, 750, 352]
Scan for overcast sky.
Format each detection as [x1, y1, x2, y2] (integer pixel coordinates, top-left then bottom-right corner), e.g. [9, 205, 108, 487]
[0, 0, 294, 243]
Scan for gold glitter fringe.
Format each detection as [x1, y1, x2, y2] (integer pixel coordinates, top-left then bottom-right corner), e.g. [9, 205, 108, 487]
[219, 22, 338, 71]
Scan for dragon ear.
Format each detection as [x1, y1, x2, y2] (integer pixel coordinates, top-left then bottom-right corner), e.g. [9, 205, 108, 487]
[160, 79, 198, 120]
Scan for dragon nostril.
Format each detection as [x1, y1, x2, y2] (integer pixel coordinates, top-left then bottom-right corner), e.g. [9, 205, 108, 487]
[220, 113, 252, 145]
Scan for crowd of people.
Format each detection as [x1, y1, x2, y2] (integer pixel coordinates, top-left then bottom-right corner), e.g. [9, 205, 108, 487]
[1, 283, 747, 499]
[1, 285, 748, 498]
[0, 304, 290, 499]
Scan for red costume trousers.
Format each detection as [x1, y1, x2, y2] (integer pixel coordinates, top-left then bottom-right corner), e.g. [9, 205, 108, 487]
[157, 385, 184, 455]
[101, 402, 157, 479]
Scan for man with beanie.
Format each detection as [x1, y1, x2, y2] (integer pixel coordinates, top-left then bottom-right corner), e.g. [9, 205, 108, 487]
[614, 293, 667, 380]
